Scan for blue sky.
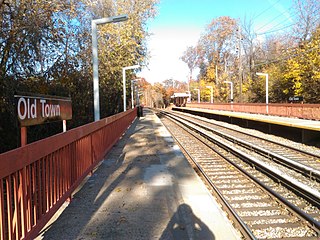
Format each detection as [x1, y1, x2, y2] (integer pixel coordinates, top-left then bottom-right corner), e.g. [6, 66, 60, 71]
[138, 0, 294, 84]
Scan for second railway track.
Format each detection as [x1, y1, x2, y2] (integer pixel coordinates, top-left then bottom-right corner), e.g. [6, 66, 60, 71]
[169, 110, 320, 182]
[157, 110, 320, 240]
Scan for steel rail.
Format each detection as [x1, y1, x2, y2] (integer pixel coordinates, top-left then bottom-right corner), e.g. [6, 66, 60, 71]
[169, 111, 320, 181]
[173, 110, 320, 159]
[158, 112, 257, 240]
[160, 111, 320, 232]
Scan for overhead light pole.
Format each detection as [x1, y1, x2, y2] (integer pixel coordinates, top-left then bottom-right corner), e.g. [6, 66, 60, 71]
[123, 65, 140, 112]
[187, 74, 191, 103]
[194, 88, 200, 103]
[92, 14, 128, 122]
[131, 79, 139, 109]
[256, 72, 269, 113]
[223, 81, 233, 103]
[206, 86, 213, 103]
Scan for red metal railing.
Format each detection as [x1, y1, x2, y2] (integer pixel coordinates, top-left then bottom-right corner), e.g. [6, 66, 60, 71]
[0, 109, 136, 240]
[186, 103, 320, 120]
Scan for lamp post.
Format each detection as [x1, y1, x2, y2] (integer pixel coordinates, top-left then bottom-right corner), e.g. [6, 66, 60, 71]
[123, 65, 140, 112]
[256, 72, 269, 113]
[131, 79, 139, 109]
[206, 86, 213, 103]
[187, 74, 191, 103]
[194, 88, 200, 103]
[92, 14, 128, 121]
[223, 81, 233, 103]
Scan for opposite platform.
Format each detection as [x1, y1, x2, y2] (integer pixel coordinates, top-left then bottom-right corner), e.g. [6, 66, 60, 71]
[176, 107, 320, 131]
[174, 107, 320, 144]
[36, 109, 241, 240]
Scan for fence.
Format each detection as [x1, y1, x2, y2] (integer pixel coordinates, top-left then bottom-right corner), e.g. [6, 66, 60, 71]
[0, 109, 136, 240]
[186, 103, 320, 120]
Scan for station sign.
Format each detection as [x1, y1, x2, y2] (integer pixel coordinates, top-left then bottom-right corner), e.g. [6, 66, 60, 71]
[14, 93, 72, 127]
[288, 96, 303, 103]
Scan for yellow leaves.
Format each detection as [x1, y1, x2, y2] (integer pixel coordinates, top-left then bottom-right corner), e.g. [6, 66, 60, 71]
[293, 81, 303, 96]
[283, 89, 289, 95]
[242, 83, 249, 93]
[283, 59, 302, 81]
[311, 71, 320, 82]
[206, 64, 216, 81]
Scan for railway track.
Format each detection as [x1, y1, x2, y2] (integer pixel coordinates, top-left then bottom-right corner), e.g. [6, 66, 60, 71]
[170, 110, 320, 182]
[157, 110, 320, 240]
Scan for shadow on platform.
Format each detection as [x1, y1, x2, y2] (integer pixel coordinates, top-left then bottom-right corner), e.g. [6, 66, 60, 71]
[37, 109, 216, 240]
[160, 203, 215, 240]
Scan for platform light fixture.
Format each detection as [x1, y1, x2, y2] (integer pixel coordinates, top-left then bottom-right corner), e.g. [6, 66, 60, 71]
[131, 79, 139, 109]
[256, 72, 269, 113]
[123, 65, 140, 112]
[194, 88, 200, 103]
[92, 14, 128, 121]
[206, 86, 213, 103]
[223, 81, 234, 103]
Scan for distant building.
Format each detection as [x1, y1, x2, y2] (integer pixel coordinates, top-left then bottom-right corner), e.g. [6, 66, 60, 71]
[171, 92, 191, 107]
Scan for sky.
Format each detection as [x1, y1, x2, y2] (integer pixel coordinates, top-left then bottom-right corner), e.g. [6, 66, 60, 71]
[137, 0, 294, 84]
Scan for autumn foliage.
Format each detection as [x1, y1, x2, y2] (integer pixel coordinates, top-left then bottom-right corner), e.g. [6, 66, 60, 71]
[0, 0, 158, 153]
[180, 0, 320, 104]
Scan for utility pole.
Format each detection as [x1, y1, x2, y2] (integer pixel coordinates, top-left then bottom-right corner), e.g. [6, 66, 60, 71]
[238, 23, 243, 103]
[256, 73, 269, 114]
[215, 64, 218, 84]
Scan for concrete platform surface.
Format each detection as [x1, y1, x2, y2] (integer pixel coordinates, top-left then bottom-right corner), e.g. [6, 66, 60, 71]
[36, 109, 241, 240]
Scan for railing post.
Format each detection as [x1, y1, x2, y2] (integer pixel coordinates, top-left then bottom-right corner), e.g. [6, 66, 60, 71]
[21, 127, 27, 147]
[90, 134, 94, 175]
[0, 109, 136, 239]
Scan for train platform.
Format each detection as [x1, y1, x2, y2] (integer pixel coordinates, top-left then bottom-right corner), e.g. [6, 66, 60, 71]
[36, 109, 241, 240]
[174, 107, 320, 144]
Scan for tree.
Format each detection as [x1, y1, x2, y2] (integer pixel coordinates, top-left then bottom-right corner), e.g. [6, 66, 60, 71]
[152, 82, 166, 108]
[179, 1, 320, 105]
[95, 0, 158, 116]
[182, 16, 239, 102]
[198, 16, 238, 81]
[0, 0, 86, 152]
[283, 28, 320, 103]
[181, 46, 200, 79]
[293, 0, 320, 41]
[0, 0, 158, 153]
